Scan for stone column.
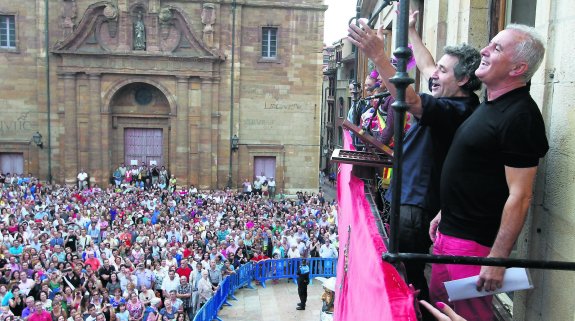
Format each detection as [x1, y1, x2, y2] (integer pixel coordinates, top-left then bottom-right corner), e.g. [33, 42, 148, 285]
[62, 73, 78, 184]
[445, 0, 488, 48]
[176, 76, 190, 184]
[189, 79, 201, 185]
[88, 73, 103, 184]
[210, 79, 220, 188]
[199, 78, 213, 189]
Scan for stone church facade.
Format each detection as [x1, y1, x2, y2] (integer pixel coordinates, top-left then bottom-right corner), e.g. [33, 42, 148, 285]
[0, 0, 326, 191]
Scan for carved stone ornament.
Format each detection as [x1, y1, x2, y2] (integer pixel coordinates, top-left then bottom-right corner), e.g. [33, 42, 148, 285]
[158, 7, 173, 40]
[201, 3, 216, 47]
[60, 0, 78, 38]
[159, 7, 173, 25]
[103, 3, 118, 20]
[103, 3, 118, 38]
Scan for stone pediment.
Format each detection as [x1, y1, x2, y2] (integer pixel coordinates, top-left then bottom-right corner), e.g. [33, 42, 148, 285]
[52, 1, 224, 61]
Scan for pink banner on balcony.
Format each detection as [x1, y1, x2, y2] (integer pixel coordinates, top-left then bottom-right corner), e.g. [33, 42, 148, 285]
[333, 131, 417, 320]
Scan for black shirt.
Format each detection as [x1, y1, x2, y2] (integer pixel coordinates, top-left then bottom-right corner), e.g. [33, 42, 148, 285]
[439, 87, 549, 246]
[65, 234, 78, 252]
[65, 272, 82, 288]
[98, 265, 116, 287]
[388, 93, 479, 212]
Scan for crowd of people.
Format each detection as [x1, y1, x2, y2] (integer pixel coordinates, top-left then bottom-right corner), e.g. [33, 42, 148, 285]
[0, 171, 339, 321]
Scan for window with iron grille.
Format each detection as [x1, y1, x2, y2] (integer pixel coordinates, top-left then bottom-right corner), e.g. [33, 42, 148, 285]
[0, 15, 16, 48]
[261, 27, 277, 58]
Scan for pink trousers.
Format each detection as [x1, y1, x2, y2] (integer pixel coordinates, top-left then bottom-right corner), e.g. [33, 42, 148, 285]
[429, 232, 495, 321]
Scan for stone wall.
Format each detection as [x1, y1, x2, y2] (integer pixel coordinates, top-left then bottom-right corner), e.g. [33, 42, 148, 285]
[516, 0, 575, 320]
[0, 0, 326, 191]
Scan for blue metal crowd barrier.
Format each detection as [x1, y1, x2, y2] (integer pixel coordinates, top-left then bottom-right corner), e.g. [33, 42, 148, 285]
[192, 258, 337, 321]
[253, 258, 338, 288]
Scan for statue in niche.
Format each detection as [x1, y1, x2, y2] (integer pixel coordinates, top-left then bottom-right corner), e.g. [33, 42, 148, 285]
[133, 13, 146, 50]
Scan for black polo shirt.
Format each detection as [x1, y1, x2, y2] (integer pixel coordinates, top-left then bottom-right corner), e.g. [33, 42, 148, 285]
[419, 93, 480, 212]
[439, 86, 549, 247]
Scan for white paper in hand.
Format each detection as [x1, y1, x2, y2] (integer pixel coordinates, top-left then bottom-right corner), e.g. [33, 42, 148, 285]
[444, 267, 533, 302]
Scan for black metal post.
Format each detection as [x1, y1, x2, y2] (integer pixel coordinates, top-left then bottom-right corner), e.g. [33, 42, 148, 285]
[227, 0, 237, 189]
[45, 0, 52, 183]
[388, 0, 414, 254]
[353, 0, 363, 97]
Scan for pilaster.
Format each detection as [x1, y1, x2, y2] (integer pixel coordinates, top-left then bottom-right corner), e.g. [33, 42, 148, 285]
[199, 77, 213, 189]
[62, 73, 78, 184]
[176, 76, 190, 185]
[87, 73, 103, 184]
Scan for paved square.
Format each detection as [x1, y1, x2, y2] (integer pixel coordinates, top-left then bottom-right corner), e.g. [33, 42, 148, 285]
[217, 281, 326, 321]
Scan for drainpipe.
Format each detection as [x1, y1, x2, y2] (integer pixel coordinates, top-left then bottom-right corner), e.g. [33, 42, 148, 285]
[319, 81, 325, 172]
[45, 0, 52, 183]
[227, 0, 237, 189]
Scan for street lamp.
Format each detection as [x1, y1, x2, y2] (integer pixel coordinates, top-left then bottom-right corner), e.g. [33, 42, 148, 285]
[227, 134, 239, 189]
[231, 134, 239, 151]
[32, 131, 43, 148]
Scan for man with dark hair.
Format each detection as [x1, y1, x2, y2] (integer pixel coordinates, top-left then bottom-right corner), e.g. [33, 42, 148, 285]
[348, 11, 481, 318]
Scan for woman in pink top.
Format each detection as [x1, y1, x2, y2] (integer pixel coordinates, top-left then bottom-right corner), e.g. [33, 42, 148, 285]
[126, 293, 144, 321]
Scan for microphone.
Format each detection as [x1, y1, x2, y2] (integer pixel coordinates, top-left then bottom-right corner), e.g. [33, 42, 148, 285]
[364, 92, 390, 100]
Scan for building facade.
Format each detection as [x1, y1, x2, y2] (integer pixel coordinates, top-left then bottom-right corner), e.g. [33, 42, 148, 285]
[358, 0, 575, 320]
[0, 0, 326, 192]
[321, 37, 355, 176]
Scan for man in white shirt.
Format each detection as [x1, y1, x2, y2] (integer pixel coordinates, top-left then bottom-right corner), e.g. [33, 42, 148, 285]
[19, 272, 35, 296]
[287, 244, 301, 259]
[161, 269, 181, 296]
[77, 169, 88, 190]
[319, 239, 338, 259]
[268, 177, 276, 198]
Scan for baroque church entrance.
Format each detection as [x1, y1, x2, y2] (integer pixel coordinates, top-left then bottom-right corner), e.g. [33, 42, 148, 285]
[51, 0, 224, 186]
[109, 82, 170, 170]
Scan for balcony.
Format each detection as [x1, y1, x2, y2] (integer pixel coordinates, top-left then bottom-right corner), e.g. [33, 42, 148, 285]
[323, 60, 338, 75]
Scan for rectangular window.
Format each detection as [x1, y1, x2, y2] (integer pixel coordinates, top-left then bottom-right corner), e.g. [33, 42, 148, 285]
[261, 27, 277, 58]
[0, 15, 16, 48]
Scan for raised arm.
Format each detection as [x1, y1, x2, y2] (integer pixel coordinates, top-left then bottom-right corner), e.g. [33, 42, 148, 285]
[476, 166, 538, 292]
[348, 20, 423, 118]
[407, 10, 436, 80]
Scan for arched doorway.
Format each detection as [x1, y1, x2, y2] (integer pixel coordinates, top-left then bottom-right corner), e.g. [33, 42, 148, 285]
[108, 81, 172, 171]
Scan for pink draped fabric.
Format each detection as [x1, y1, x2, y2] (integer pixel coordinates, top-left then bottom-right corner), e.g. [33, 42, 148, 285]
[334, 131, 417, 320]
